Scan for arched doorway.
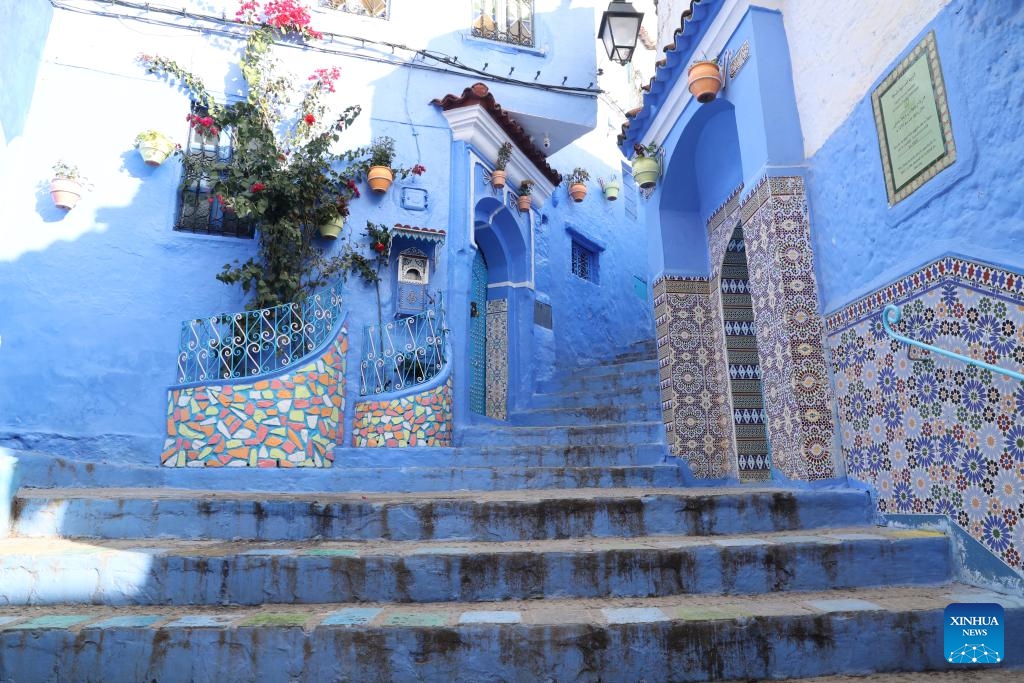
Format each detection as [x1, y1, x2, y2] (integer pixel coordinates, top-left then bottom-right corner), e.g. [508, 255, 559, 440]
[721, 224, 771, 481]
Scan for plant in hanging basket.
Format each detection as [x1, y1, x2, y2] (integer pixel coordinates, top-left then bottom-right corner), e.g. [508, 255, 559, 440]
[491, 141, 513, 189]
[599, 173, 620, 201]
[50, 160, 86, 210]
[566, 166, 590, 202]
[134, 130, 178, 166]
[631, 141, 662, 189]
[687, 56, 722, 104]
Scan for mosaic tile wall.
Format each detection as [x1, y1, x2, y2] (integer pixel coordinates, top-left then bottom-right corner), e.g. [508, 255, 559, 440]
[161, 332, 347, 468]
[486, 299, 508, 421]
[352, 378, 453, 447]
[739, 176, 838, 481]
[653, 276, 734, 479]
[826, 256, 1024, 578]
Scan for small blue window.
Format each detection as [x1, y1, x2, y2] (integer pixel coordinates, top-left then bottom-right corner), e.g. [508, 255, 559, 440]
[571, 240, 597, 283]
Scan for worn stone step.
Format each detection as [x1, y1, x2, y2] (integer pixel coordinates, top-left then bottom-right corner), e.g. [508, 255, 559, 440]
[0, 585, 1019, 682]
[508, 403, 661, 427]
[334, 443, 667, 469]
[527, 383, 661, 410]
[0, 528, 951, 606]
[536, 368, 660, 395]
[457, 421, 665, 447]
[12, 487, 874, 542]
[549, 357, 660, 381]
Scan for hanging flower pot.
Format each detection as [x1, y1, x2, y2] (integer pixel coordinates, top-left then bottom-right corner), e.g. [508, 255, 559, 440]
[50, 178, 83, 210]
[602, 182, 621, 201]
[631, 156, 661, 189]
[517, 194, 532, 212]
[135, 130, 176, 167]
[319, 215, 344, 239]
[491, 169, 507, 189]
[569, 183, 588, 203]
[367, 165, 394, 193]
[688, 59, 723, 104]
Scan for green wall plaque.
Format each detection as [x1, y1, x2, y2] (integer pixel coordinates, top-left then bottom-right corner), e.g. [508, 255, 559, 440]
[872, 31, 955, 205]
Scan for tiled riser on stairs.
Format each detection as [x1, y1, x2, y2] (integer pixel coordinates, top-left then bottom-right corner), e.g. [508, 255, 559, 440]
[2, 531, 949, 605]
[2, 602, 1022, 683]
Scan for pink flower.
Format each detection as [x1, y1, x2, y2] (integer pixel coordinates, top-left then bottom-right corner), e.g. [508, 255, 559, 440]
[411, 164, 426, 176]
[251, 182, 266, 192]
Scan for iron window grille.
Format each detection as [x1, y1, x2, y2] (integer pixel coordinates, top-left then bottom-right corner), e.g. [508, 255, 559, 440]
[571, 239, 597, 283]
[472, 0, 534, 47]
[320, 0, 389, 19]
[175, 104, 255, 239]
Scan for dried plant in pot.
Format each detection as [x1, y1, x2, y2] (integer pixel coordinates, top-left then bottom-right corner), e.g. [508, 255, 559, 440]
[599, 174, 620, 201]
[492, 141, 513, 189]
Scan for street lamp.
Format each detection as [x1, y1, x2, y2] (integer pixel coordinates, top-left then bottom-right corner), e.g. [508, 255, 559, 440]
[598, 1, 644, 65]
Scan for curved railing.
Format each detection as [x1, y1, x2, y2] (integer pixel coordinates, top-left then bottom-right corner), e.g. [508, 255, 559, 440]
[176, 281, 345, 384]
[359, 294, 448, 396]
[882, 304, 1024, 382]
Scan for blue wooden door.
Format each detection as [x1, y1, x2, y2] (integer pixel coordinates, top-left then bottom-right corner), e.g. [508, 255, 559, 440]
[469, 250, 488, 415]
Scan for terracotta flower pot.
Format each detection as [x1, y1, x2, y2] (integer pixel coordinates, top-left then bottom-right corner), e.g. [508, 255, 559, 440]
[517, 194, 532, 212]
[569, 182, 588, 203]
[688, 61, 723, 104]
[631, 156, 660, 189]
[602, 184, 620, 201]
[50, 178, 83, 210]
[319, 215, 344, 239]
[491, 169, 507, 189]
[138, 139, 176, 166]
[367, 165, 394, 193]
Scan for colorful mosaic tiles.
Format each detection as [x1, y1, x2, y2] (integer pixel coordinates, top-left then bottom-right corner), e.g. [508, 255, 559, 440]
[161, 332, 347, 468]
[739, 176, 837, 481]
[352, 378, 453, 447]
[653, 276, 734, 479]
[827, 257, 1024, 578]
[486, 299, 509, 420]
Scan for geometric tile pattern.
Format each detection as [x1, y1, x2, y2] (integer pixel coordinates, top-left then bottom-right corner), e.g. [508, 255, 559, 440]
[352, 378, 453, 448]
[653, 276, 734, 479]
[739, 175, 838, 481]
[721, 225, 771, 481]
[826, 257, 1024, 578]
[486, 298, 508, 421]
[160, 330, 347, 468]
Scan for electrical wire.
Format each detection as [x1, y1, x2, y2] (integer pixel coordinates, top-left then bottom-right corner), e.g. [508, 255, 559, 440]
[50, 0, 603, 98]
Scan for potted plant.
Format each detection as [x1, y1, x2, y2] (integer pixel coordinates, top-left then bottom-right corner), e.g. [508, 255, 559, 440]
[688, 56, 722, 104]
[631, 142, 661, 189]
[492, 141, 513, 189]
[50, 161, 85, 210]
[566, 167, 590, 203]
[516, 180, 534, 212]
[134, 130, 177, 166]
[186, 112, 221, 146]
[367, 136, 397, 193]
[599, 174, 620, 201]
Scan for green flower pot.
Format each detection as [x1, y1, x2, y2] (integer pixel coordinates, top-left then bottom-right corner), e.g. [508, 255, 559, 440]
[319, 216, 344, 239]
[632, 156, 660, 189]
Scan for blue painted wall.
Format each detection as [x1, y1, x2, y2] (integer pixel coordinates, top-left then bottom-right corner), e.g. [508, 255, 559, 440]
[0, 0, 52, 144]
[0, 1, 654, 459]
[807, 0, 1024, 315]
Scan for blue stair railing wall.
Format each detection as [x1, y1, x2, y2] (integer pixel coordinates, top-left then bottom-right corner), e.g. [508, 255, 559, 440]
[175, 281, 345, 384]
[360, 293, 448, 396]
[882, 304, 1024, 382]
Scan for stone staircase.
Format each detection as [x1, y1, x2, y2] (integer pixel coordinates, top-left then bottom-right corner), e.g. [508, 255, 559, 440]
[1, 342, 1022, 681]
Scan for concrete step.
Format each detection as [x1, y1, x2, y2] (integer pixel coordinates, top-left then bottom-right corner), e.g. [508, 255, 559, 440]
[457, 421, 665, 447]
[527, 383, 661, 410]
[0, 585, 1019, 682]
[335, 443, 667, 469]
[507, 403, 662, 427]
[0, 528, 951, 606]
[12, 487, 874, 542]
[536, 368, 660, 395]
[549, 357, 660, 381]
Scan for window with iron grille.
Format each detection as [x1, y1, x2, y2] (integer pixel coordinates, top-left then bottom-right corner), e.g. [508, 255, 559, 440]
[175, 104, 255, 239]
[472, 0, 534, 47]
[571, 239, 597, 283]
[320, 0, 389, 19]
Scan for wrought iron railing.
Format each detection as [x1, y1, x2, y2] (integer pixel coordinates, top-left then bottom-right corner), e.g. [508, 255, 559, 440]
[176, 282, 345, 384]
[882, 304, 1024, 382]
[360, 295, 448, 396]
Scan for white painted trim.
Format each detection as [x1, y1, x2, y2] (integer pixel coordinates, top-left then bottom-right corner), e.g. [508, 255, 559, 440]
[489, 280, 534, 290]
[441, 105, 556, 206]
